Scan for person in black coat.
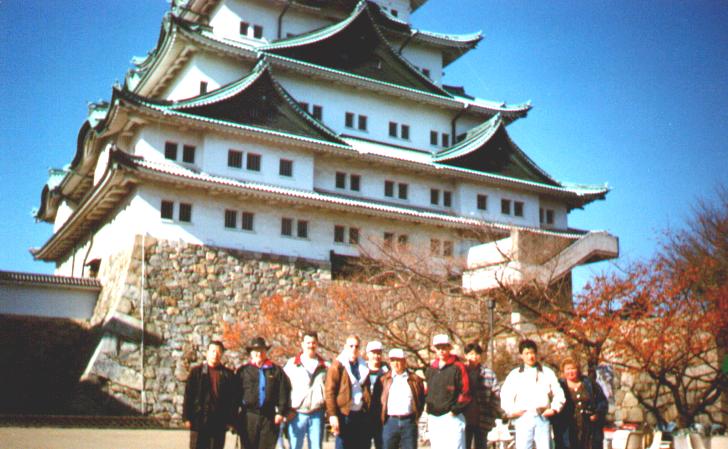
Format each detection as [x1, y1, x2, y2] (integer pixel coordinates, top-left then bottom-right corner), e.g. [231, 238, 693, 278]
[235, 336, 291, 449]
[551, 358, 608, 449]
[183, 340, 237, 449]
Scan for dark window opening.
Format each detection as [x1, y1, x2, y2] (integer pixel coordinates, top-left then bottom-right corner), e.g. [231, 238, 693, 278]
[161, 200, 174, 220]
[350, 174, 360, 192]
[179, 203, 192, 223]
[279, 159, 293, 177]
[247, 153, 261, 171]
[164, 142, 178, 160]
[297, 220, 308, 238]
[182, 145, 196, 164]
[281, 218, 293, 236]
[241, 212, 254, 231]
[228, 149, 243, 168]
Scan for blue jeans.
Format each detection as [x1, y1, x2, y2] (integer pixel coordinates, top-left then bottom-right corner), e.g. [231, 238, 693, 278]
[335, 411, 370, 449]
[382, 415, 418, 449]
[514, 414, 551, 449]
[288, 410, 324, 449]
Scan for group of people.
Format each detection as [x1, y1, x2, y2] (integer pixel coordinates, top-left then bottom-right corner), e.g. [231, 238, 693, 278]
[183, 333, 606, 449]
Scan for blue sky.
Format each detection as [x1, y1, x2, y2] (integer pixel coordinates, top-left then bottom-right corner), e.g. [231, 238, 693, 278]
[1, 0, 726, 290]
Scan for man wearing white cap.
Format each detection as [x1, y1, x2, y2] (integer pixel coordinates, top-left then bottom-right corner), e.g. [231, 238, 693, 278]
[425, 334, 470, 449]
[366, 340, 389, 449]
[379, 349, 425, 449]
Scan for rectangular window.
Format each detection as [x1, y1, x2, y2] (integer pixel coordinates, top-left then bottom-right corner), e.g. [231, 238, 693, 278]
[443, 241, 454, 257]
[299, 101, 309, 112]
[279, 159, 293, 177]
[546, 209, 555, 225]
[430, 131, 439, 146]
[350, 174, 360, 192]
[334, 225, 345, 243]
[253, 25, 263, 39]
[401, 124, 410, 140]
[179, 203, 192, 223]
[164, 141, 178, 160]
[335, 172, 347, 189]
[161, 200, 174, 220]
[443, 191, 452, 207]
[383, 232, 394, 249]
[240, 22, 249, 35]
[247, 153, 261, 171]
[514, 201, 524, 217]
[345, 112, 355, 128]
[228, 149, 243, 168]
[358, 115, 367, 131]
[430, 188, 440, 205]
[539, 208, 545, 224]
[501, 199, 511, 215]
[384, 180, 394, 197]
[349, 227, 359, 245]
[199, 81, 208, 95]
[442, 133, 450, 147]
[312, 105, 323, 120]
[182, 145, 196, 164]
[397, 234, 408, 248]
[430, 238, 441, 255]
[281, 217, 293, 236]
[241, 212, 254, 231]
[224, 209, 237, 228]
[297, 220, 308, 238]
[477, 194, 488, 211]
[389, 121, 398, 137]
[398, 183, 408, 200]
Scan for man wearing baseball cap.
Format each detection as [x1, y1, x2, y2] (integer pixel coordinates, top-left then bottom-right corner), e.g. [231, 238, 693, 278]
[366, 340, 389, 449]
[425, 334, 470, 449]
[379, 348, 425, 449]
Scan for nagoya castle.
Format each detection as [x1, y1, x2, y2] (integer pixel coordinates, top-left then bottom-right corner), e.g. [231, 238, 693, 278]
[30, 0, 617, 416]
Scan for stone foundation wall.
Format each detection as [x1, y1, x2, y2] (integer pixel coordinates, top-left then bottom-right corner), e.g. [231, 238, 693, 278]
[85, 236, 330, 421]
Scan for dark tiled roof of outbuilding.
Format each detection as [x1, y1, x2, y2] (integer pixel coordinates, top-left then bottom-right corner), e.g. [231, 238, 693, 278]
[0, 270, 101, 289]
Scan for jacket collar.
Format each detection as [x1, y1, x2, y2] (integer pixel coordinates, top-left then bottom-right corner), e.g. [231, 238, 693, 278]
[294, 352, 326, 368]
[518, 362, 543, 372]
[430, 354, 460, 369]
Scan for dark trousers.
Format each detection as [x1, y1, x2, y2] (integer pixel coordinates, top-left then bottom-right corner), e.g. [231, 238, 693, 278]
[190, 428, 226, 449]
[335, 411, 370, 449]
[465, 424, 487, 449]
[240, 412, 279, 449]
[382, 415, 418, 449]
[370, 412, 384, 449]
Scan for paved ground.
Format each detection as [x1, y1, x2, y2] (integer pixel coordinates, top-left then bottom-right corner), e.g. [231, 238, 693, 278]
[0, 427, 342, 449]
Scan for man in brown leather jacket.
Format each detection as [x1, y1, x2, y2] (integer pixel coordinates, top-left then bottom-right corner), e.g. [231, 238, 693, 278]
[325, 335, 371, 449]
[379, 348, 425, 449]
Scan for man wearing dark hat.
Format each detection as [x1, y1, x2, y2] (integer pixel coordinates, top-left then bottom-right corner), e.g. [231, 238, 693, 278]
[235, 336, 291, 449]
[183, 340, 236, 449]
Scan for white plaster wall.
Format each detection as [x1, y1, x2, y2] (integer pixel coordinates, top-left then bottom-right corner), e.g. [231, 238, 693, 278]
[55, 195, 141, 277]
[163, 53, 250, 101]
[132, 125, 204, 166]
[458, 182, 540, 228]
[210, 0, 279, 43]
[279, 8, 333, 39]
[0, 284, 97, 319]
[314, 155, 457, 212]
[538, 198, 569, 229]
[399, 41, 443, 85]
[92, 183, 468, 262]
[278, 73, 456, 150]
[202, 134, 315, 190]
[372, 0, 412, 21]
[53, 200, 76, 233]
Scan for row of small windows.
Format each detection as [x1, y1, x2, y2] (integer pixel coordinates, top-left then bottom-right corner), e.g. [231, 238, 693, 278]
[475, 195, 525, 218]
[540, 208, 555, 225]
[240, 22, 263, 39]
[430, 131, 450, 147]
[384, 180, 408, 200]
[299, 102, 323, 120]
[165, 141, 196, 164]
[336, 172, 360, 192]
[161, 202, 458, 256]
[161, 200, 193, 223]
[345, 112, 368, 131]
[227, 150, 293, 177]
[430, 189, 452, 207]
[389, 122, 410, 140]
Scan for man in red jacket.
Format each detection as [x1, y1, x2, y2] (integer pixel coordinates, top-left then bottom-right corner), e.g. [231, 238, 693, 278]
[425, 334, 470, 449]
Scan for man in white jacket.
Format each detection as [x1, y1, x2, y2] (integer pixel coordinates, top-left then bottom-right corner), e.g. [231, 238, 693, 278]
[284, 331, 328, 449]
[500, 340, 565, 449]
